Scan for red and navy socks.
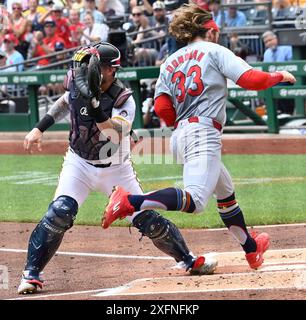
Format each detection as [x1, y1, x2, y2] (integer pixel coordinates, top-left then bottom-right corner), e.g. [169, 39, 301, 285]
[128, 188, 196, 213]
[217, 193, 257, 254]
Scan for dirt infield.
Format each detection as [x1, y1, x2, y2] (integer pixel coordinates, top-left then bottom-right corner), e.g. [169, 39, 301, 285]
[1, 132, 306, 154]
[1, 222, 306, 300]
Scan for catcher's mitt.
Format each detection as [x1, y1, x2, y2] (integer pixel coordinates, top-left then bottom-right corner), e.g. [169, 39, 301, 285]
[74, 46, 102, 101]
[73, 47, 109, 123]
[88, 54, 102, 100]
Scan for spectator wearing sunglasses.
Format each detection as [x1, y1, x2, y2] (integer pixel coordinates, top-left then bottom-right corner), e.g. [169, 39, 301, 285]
[7, 2, 28, 58]
[39, 2, 72, 48]
[130, 6, 158, 66]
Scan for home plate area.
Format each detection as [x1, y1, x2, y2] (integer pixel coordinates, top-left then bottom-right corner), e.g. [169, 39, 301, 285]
[95, 248, 306, 298]
[2, 223, 306, 300]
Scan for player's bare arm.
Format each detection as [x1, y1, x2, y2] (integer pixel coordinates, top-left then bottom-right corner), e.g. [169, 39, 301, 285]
[47, 93, 70, 122]
[24, 94, 69, 153]
[96, 116, 131, 141]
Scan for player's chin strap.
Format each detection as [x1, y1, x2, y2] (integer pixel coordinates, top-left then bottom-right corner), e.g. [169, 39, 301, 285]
[132, 210, 195, 267]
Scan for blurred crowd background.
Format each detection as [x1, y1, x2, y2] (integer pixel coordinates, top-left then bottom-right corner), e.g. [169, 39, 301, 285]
[0, 0, 305, 127]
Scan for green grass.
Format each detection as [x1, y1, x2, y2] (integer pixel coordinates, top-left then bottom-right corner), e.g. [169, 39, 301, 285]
[0, 154, 306, 228]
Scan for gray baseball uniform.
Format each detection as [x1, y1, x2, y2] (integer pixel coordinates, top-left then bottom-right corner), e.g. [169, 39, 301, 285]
[155, 41, 252, 125]
[155, 40, 252, 212]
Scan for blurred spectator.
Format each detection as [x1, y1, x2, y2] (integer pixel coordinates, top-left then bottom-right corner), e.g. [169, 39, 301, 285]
[143, 97, 161, 128]
[225, 6, 247, 27]
[23, 0, 47, 31]
[130, 5, 158, 66]
[233, 46, 248, 61]
[28, 20, 65, 66]
[80, 0, 106, 24]
[262, 30, 292, 62]
[155, 41, 168, 66]
[129, 0, 137, 12]
[98, 0, 126, 16]
[142, 81, 161, 128]
[129, 0, 155, 16]
[2, 33, 24, 71]
[23, 19, 34, 47]
[0, 49, 16, 112]
[68, 9, 85, 48]
[1, 33, 25, 98]
[151, 1, 168, 52]
[6, 0, 25, 13]
[7, 1, 28, 58]
[262, 30, 294, 114]
[70, 0, 85, 11]
[41, 2, 72, 48]
[229, 33, 249, 59]
[80, 11, 109, 45]
[208, 0, 223, 27]
[131, 6, 156, 43]
[273, 0, 291, 10]
[152, 1, 169, 35]
[51, 41, 67, 94]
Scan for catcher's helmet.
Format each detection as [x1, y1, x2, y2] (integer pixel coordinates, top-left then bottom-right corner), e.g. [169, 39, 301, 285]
[92, 42, 121, 68]
[72, 42, 121, 69]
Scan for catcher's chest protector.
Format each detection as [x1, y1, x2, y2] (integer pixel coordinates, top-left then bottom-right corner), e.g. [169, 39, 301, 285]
[68, 79, 129, 160]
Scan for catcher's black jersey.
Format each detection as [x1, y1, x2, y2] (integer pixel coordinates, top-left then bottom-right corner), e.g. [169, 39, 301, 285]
[68, 79, 126, 160]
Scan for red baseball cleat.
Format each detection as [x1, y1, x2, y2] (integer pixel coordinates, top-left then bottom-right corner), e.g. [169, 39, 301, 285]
[245, 232, 270, 269]
[102, 186, 135, 229]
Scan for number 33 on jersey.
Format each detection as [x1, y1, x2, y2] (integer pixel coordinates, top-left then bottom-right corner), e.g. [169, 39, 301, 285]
[154, 41, 252, 125]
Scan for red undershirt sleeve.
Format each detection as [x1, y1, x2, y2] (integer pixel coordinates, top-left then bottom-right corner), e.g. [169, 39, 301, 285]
[154, 94, 176, 127]
[236, 69, 284, 91]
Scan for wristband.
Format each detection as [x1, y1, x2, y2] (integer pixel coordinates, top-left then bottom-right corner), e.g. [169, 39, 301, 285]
[35, 114, 55, 132]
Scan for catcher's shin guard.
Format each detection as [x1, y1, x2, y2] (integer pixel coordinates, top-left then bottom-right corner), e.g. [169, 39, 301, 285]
[132, 210, 194, 267]
[25, 196, 78, 274]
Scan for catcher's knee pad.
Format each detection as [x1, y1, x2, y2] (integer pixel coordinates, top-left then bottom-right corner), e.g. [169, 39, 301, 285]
[132, 210, 192, 264]
[132, 210, 168, 239]
[43, 195, 78, 233]
[26, 196, 78, 273]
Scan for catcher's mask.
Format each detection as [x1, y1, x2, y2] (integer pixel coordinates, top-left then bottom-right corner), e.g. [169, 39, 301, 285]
[72, 42, 121, 69]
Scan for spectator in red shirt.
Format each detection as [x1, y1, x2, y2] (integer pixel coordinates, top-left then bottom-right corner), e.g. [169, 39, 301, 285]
[28, 20, 65, 66]
[68, 9, 85, 48]
[40, 2, 72, 48]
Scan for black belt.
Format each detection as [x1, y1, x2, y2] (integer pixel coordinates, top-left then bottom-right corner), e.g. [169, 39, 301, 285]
[69, 148, 112, 168]
[86, 162, 112, 168]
